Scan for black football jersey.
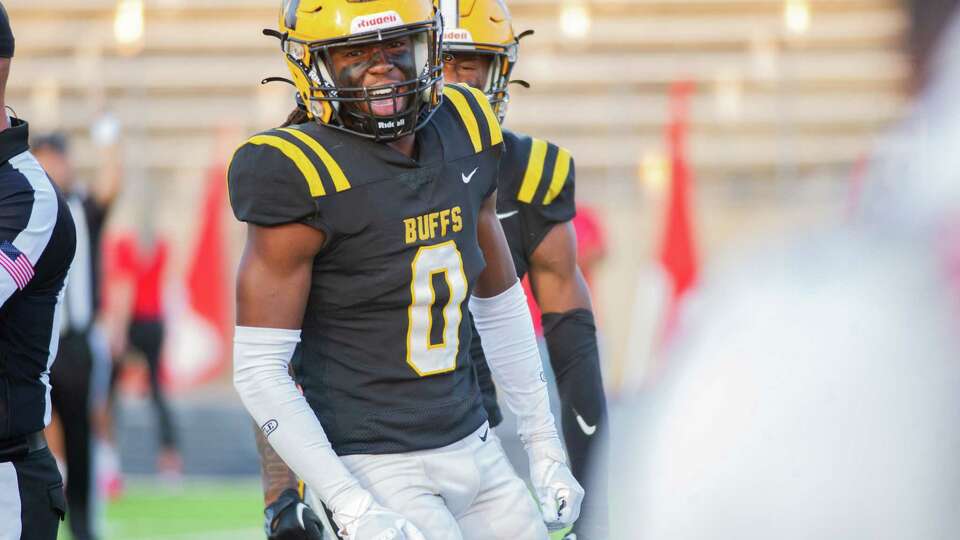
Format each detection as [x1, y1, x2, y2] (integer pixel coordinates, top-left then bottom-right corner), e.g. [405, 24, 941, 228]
[228, 83, 504, 455]
[495, 129, 576, 278]
[469, 128, 577, 426]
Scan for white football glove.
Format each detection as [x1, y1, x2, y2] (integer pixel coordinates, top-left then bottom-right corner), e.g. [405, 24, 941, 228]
[527, 439, 585, 531]
[331, 489, 426, 540]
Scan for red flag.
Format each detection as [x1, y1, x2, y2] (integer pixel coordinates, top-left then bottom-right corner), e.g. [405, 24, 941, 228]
[186, 165, 229, 339]
[657, 80, 699, 347]
[619, 81, 700, 392]
[162, 164, 229, 389]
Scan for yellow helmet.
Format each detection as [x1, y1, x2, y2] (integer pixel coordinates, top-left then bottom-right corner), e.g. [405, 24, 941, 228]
[439, 0, 520, 122]
[274, 0, 444, 141]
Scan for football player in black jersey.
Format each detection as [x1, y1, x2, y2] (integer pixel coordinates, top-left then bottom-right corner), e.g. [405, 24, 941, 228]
[440, 1, 609, 538]
[230, 1, 582, 539]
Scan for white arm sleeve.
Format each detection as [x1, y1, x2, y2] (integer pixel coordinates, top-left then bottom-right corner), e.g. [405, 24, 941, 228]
[233, 326, 367, 515]
[469, 279, 559, 447]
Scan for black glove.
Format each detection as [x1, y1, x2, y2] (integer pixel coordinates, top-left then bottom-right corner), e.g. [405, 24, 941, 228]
[264, 488, 325, 540]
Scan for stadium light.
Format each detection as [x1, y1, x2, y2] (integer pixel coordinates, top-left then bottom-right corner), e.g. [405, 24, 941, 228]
[114, 0, 145, 55]
[559, 0, 591, 40]
[640, 150, 670, 195]
[784, 0, 811, 36]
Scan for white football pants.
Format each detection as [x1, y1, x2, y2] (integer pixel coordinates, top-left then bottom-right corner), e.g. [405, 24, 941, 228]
[307, 422, 547, 540]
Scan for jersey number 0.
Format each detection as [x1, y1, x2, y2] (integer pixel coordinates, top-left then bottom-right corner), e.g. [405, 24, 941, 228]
[406, 241, 468, 376]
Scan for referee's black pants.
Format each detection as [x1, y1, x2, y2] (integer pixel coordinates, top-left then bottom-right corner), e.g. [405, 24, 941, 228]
[50, 331, 96, 540]
[0, 446, 65, 540]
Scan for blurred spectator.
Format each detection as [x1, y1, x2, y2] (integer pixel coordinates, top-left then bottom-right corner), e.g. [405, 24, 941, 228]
[612, 2, 960, 539]
[34, 121, 121, 540]
[110, 233, 181, 476]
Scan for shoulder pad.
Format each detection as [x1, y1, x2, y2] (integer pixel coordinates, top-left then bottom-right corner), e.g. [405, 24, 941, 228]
[440, 83, 504, 154]
[505, 132, 575, 210]
[227, 126, 352, 225]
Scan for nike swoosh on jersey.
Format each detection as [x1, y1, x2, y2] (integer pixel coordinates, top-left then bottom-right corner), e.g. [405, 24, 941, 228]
[479, 428, 489, 442]
[575, 412, 597, 436]
[462, 167, 479, 183]
[496, 210, 519, 220]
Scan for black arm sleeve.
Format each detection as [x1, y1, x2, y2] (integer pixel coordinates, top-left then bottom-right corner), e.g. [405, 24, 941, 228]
[542, 307, 609, 537]
[541, 309, 607, 475]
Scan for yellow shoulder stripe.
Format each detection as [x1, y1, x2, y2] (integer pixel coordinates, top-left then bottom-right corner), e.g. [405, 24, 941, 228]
[443, 85, 483, 153]
[465, 85, 503, 146]
[518, 138, 548, 203]
[543, 147, 572, 205]
[278, 128, 351, 192]
[247, 135, 325, 197]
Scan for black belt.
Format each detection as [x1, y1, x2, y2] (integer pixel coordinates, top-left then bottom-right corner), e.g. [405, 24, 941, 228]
[0, 431, 47, 462]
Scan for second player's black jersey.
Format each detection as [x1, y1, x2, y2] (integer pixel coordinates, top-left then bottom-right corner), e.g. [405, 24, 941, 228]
[470, 128, 577, 426]
[494, 129, 576, 278]
[228, 84, 503, 455]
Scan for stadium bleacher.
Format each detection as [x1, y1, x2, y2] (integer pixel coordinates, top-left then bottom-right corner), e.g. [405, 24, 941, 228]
[6, 0, 905, 182]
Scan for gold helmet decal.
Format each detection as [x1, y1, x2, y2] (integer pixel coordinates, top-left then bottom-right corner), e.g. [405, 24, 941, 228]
[272, 0, 443, 141]
[440, 0, 521, 122]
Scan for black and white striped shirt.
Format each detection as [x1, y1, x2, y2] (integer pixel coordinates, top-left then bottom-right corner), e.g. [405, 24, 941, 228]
[0, 118, 76, 441]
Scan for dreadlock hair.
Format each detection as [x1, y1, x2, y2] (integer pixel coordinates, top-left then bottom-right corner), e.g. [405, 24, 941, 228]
[281, 106, 310, 128]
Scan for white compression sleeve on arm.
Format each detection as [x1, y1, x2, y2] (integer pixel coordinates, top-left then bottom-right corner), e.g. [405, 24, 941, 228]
[469, 279, 559, 446]
[233, 326, 367, 516]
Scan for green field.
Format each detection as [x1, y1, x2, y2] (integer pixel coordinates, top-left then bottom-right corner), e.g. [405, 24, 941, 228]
[61, 477, 569, 539]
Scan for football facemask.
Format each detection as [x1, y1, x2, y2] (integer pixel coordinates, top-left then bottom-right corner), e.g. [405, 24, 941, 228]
[277, 0, 443, 141]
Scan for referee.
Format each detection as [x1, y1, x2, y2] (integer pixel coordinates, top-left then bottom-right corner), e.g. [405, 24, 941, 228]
[0, 5, 77, 540]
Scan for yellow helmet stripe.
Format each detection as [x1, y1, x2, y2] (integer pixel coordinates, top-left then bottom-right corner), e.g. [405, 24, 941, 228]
[466, 85, 503, 146]
[543, 147, 572, 205]
[297, 479, 305, 500]
[278, 128, 351, 192]
[518, 138, 548, 203]
[248, 135, 326, 197]
[443, 86, 483, 152]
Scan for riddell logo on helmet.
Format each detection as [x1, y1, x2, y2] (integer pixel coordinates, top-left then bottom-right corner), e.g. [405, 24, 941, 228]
[443, 28, 473, 42]
[351, 11, 404, 33]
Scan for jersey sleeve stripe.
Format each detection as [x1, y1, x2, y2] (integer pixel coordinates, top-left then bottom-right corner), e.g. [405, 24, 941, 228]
[247, 135, 326, 197]
[277, 128, 351, 193]
[442, 86, 483, 153]
[518, 138, 548, 203]
[543, 147, 572, 205]
[1, 153, 60, 300]
[465, 86, 503, 146]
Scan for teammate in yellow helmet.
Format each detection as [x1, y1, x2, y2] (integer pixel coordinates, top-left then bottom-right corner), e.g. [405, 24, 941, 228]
[441, 1, 609, 538]
[232, 1, 583, 539]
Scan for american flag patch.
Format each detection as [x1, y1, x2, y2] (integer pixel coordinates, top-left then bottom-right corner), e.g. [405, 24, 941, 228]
[0, 240, 34, 290]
